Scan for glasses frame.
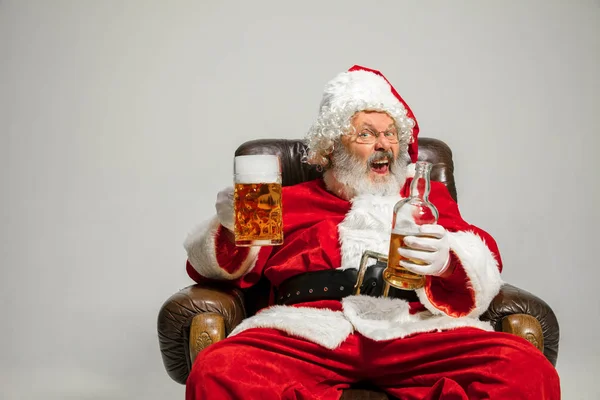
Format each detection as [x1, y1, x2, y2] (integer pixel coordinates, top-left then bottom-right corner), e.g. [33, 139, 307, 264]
[350, 127, 400, 144]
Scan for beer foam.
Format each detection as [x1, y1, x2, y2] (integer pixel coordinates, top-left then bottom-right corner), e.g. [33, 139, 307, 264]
[234, 155, 281, 184]
[235, 173, 280, 184]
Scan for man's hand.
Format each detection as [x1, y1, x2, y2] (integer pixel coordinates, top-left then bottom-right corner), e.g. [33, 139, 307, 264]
[397, 224, 451, 276]
[215, 186, 235, 232]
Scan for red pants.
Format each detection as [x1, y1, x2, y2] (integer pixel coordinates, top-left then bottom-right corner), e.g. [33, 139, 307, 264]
[186, 327, 560, 400]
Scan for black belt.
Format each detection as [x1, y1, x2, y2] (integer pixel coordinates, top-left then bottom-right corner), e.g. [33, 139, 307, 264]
[275, 262, 419, 306]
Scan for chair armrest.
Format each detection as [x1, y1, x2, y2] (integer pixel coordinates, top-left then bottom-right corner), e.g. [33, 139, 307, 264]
[481, 283, 559, 366]
[189, 313, 226, 365]
[501, 313, 544, 351]
[157, 283, 246, 384]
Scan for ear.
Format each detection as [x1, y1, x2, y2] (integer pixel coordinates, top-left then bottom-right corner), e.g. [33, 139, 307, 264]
[323, 152, 333, 169]
[321, 140, 337, 168]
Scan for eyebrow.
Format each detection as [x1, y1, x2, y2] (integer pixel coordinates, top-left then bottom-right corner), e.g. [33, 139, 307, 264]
[360, 123, 397, 131]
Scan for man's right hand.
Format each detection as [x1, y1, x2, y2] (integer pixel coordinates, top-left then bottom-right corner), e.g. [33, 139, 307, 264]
[216, 186, 235, 232]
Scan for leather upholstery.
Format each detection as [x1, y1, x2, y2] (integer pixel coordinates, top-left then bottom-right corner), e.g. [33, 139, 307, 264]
[481, 283, 559, 365]
[157, 137, 560, 396]
[157, 285, 245, 384]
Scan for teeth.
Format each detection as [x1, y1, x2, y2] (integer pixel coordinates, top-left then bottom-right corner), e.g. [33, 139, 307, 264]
[373, 160, 389, 165]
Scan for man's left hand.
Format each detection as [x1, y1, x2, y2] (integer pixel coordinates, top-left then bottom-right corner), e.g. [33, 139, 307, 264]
[398, 224, 451, 276]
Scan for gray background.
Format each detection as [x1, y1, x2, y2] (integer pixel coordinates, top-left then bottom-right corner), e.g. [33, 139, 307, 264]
[1, 1, 599, 399]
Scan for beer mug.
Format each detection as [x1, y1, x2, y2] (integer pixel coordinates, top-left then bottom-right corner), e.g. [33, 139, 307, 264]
[233, 155, 283, 246]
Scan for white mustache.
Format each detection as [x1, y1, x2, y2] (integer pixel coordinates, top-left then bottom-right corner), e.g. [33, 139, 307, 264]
[327, 145, 409, 197]
[367, 151, 394, 168]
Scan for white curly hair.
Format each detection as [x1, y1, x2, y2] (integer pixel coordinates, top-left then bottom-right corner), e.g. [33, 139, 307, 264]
[304, 69, 416, 168]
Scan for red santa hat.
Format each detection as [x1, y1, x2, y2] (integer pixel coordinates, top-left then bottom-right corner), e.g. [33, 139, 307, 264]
[306, 65, 420, 164]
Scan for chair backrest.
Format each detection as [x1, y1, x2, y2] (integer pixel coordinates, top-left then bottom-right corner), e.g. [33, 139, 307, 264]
[235, 137, 458, 202]
[234, 137, 458, 316]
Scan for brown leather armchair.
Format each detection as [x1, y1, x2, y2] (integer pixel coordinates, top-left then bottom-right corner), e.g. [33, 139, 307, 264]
[158, 138, 560, 400]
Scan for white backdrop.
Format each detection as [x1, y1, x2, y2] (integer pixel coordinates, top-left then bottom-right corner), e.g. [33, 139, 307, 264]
[1, 1, 599, 399]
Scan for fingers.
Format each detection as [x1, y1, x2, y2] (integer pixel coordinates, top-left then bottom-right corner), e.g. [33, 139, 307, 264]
[217, 186, 235, 203]
[402, 235, 439, 252]
[216, 186, 235, 231]
[397, 236, 451, 276]
[398, 246, 438, 266]
[399, 256, 449, 276]
[399, 259, 432, 275]
[418, 224, 446, 238]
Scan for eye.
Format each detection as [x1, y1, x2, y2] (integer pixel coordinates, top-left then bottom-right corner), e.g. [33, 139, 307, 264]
[358, 131, 374, 138]
[384, 131, 398, 139]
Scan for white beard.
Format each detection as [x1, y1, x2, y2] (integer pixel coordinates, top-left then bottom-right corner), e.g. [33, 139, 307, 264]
[323, 146, 409, 198]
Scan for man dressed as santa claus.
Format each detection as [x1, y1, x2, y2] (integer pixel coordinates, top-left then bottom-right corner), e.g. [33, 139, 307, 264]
[183, 66, 560, 399]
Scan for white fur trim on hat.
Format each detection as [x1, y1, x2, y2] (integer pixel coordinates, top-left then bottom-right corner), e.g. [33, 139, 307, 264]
[320, 70, 403, 115]
[305, 69, 415, 167]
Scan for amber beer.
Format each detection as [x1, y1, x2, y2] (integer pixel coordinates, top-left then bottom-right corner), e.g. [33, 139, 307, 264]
[385, 161, 438, 290]
[233, 155, 283, 246]
[234, 182, 283, 246]
[385, 231, 426, 290]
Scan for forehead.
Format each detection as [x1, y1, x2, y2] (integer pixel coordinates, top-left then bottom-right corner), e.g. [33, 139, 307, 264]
[351, 111, 395, 129]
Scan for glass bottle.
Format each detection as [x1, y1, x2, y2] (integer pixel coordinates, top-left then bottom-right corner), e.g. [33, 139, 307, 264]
[384, 161, 439, 290]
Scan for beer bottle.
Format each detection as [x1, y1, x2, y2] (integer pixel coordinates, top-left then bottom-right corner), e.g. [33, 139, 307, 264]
[384, 161, 439, 290]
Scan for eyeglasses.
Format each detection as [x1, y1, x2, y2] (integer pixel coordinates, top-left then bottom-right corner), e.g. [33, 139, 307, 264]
[351, 128, 400, 144]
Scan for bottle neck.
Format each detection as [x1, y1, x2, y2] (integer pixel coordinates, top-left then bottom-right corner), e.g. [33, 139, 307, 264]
[409, 162, 432, 201]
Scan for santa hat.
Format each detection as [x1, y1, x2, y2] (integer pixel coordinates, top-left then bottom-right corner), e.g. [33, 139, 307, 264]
[306, 65, 419, 164]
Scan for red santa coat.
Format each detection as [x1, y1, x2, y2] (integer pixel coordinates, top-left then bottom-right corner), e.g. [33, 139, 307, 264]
[184, 178, 503, 349]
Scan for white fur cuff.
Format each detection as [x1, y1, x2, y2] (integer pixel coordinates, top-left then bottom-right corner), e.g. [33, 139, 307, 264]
[416, 231, 503, 318]
[183, 216, 260, 280]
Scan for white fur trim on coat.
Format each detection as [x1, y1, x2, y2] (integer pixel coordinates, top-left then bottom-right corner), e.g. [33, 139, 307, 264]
[342, 295, 494, 341]
[229, 305, 354, 350]
[183, 216, 260, 280]
[416, 230, 503, 318]
[227, 297, 493, 348]
[337, 194, 400, 270]
[406, 162, 416, 178]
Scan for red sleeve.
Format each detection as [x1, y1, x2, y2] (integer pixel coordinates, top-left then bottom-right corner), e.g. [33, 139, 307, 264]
[184, 217, 273, 289]
[418, 182, 503, 318]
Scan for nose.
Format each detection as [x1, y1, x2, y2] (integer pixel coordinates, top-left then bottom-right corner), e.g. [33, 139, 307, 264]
[374, 133, 392, 151]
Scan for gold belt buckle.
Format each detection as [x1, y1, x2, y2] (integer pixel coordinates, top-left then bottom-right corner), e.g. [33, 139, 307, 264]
[353, 250, 392, 297]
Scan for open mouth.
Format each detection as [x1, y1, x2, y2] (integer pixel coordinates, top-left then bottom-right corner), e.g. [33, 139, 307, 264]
[370, 159, 390, 174]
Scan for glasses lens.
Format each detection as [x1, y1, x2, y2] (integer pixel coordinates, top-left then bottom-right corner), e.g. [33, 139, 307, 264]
[387, 134, 399, 143]
[356, 135, 373, 144]
[354, 131, 399, 144]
